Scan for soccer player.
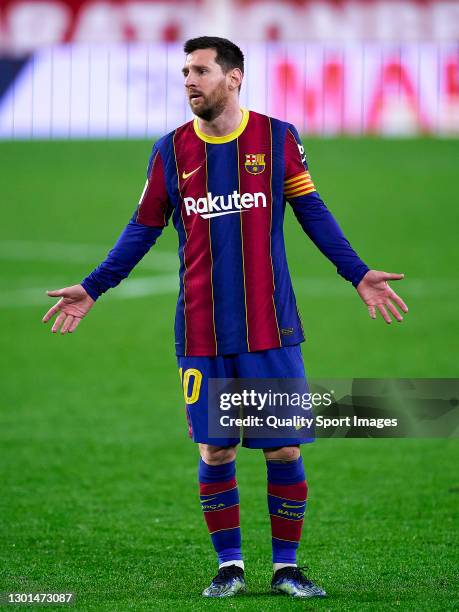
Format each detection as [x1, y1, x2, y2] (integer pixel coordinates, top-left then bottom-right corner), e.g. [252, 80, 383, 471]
[42, 37, 408, 598]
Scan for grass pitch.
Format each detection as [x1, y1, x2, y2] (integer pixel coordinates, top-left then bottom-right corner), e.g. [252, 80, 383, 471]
[0, 138, 458, 610]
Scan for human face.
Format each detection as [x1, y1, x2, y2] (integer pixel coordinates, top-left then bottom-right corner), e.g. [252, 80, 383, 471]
[182, 48, 230, 121]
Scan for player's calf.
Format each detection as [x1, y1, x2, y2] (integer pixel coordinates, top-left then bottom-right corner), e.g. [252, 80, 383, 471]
[198, 456, 244, 596]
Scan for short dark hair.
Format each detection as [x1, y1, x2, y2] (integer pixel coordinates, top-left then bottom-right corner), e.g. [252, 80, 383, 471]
[183, 36, 244, 76]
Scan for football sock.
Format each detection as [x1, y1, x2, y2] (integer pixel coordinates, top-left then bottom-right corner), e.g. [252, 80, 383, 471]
[266, 456, 307, 566]
[273, 562, 297, 572]
[219, 559, 245, 570]
[199, 458, 242, 567]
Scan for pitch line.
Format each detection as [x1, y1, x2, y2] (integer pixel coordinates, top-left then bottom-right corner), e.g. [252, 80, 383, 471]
[0, 239, 177, 271]
[0, 275, 456, 308]
[0, 275, 179, 308]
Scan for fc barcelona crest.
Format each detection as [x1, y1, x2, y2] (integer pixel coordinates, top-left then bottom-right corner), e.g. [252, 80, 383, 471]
[244, 153, 266, 175]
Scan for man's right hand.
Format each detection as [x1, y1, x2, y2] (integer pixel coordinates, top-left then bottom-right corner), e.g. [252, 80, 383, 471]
[42, 284, 95, 334]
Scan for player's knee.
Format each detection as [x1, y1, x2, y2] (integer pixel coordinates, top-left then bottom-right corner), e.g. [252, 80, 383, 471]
[263, 445, 301, 461]
[199, 444, 237, 465]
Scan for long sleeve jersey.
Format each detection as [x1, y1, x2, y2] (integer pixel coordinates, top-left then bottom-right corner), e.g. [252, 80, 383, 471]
[82, 109, 369, 356]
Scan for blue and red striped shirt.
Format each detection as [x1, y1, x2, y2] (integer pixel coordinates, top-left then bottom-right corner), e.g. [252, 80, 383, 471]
[82, 109, 369, 356]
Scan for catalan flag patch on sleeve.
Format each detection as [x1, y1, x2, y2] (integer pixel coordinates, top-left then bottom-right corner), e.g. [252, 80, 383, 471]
[284, 171, 316, 199]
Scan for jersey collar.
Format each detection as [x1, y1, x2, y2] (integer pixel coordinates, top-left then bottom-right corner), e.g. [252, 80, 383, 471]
[193, 108, 249, 144]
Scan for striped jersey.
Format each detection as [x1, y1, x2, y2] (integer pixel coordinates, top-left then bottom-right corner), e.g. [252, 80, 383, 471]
[82, 109, 369, 356]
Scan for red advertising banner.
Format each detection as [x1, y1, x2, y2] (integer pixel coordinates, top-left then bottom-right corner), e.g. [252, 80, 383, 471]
[1, 43, 458, 138]
[0, 1, 458, 52]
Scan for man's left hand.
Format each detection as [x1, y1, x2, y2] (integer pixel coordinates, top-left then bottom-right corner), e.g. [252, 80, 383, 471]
[356, 270, 408, 324]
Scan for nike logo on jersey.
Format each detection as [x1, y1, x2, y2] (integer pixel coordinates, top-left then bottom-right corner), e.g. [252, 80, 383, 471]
[281, 502, 305, 509]
[182, 166, 201, 180]
[201, 497, 217, 503]
[184, 191, 267, 219]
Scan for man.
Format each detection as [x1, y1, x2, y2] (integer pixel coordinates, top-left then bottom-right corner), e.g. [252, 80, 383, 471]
[42, 37, 408, 598]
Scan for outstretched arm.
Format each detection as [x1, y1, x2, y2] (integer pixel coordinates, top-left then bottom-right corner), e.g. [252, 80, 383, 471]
[42, 218, 164, 334]
[284, 124, 408, 323]
[42, 142, 172, 334]
[80, 218, 164, 301]
[289, 189, 408, 323]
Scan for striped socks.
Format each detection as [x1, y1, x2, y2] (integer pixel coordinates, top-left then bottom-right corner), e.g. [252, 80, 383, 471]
[266, 456, 307, 566]
[198, 456, 307, 570]
[198, 458, 243, 567]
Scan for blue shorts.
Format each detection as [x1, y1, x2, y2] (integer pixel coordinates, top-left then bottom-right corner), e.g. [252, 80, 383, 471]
[177, 344, 315, 449]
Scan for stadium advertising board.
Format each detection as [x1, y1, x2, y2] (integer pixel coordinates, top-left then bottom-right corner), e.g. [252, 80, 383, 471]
[1, 43, 458, 138]
[0, 0, 458, 51]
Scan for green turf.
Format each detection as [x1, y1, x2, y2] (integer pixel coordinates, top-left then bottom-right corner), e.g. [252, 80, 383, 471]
[0, 138, 458, 610]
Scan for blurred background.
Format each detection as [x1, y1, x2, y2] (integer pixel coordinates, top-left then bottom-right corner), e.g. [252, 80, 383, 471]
[1, 0, 459, 137]
[0, 1, 458, 609]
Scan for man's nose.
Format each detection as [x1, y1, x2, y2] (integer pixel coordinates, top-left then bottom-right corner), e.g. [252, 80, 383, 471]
[184, 72, 196, 88]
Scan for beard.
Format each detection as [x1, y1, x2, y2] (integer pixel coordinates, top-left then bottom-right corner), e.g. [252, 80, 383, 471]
[188, 79, 228, 121]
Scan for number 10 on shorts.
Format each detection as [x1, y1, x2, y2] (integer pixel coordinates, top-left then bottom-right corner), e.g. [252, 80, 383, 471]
[179, 368, 202, 404]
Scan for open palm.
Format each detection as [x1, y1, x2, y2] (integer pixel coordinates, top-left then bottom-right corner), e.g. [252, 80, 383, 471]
[42, 284, 95, 334]
[356, 270, 408, 324]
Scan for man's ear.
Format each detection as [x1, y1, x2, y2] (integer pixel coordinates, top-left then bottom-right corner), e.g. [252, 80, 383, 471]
[228, 68, 243, 91]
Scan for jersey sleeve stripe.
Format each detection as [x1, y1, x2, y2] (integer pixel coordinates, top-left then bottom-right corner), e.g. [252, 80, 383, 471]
[285, 178, 313, 193]
[286, 183, 316, 194]
[285, 178, 314, 190]
[285, 185, 317, 198]
[284, 171, 311, 186]
[285, 181, 314, 193]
